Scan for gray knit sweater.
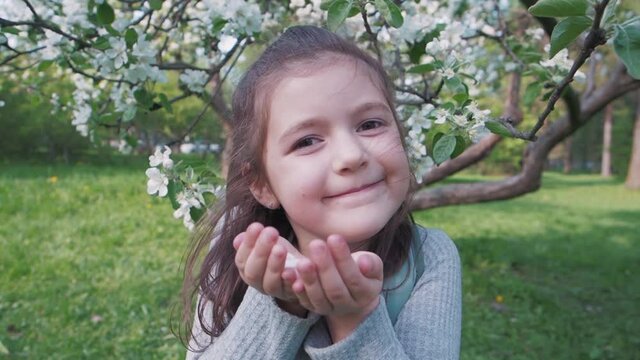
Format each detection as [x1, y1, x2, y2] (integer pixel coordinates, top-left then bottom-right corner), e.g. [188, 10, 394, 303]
[186, 226, 462, 359]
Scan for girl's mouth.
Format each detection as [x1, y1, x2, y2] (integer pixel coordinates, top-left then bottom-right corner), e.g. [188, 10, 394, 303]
[327, 179, 384, 198]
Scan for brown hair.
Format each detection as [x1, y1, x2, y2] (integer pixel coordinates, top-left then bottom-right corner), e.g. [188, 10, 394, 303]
[176, 25, 416, 350]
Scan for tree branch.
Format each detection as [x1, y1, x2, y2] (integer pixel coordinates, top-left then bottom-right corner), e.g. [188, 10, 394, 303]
[360, 7, 382, 64]
[421, 72, 523, 185]
[411, 63, 640, 210]
[0, 17, 90, 48]
[0, 45, 45, 65]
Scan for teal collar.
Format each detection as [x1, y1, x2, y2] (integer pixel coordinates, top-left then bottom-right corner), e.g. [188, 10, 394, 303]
[382, 226, 423, 325]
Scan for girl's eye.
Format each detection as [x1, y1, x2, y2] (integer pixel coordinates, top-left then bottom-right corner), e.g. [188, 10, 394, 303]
[358, 119, 384, 132]
[292, 137, 321, 150]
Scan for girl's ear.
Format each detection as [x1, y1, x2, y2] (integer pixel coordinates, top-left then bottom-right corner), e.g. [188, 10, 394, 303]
[249, 181, 280, 209]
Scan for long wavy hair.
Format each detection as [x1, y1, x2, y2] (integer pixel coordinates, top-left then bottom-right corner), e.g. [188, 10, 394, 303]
[176, 25, 417, 350]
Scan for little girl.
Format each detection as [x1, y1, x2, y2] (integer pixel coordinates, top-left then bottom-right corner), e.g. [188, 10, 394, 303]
[179, 25, 461, 359]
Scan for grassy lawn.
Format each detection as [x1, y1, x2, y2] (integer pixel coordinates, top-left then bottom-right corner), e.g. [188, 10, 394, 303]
[1, 163, 638, 359]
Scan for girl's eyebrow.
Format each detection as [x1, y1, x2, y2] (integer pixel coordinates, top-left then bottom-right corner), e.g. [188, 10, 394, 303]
[278, 101, 391, 142]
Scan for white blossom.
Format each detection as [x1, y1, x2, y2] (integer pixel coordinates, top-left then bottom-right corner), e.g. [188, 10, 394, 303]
[526, 27, 546, 41]
[290, 0, 306, 8]
[105, 37, 128, 69]
[71, 103, 91, 137]
[41, 30, 63, 60]
[173, 190, 204, 231]
[466, 101, 491, 122]
[452, 114, 468, 127]
[540, 45, 572, 72]
[0, 100, 4, 107]
[146, 167, 169, 197]
[132, 35, 156, 64]
[180, 69, 209, 93]
[60, 0, 92, 29]
[433, 108, 449, 124]
[468, 121, 490, 142]
[149, 146, 174, 169]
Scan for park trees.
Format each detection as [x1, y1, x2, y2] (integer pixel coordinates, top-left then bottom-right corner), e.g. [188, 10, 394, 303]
[1, 0, 638, 229]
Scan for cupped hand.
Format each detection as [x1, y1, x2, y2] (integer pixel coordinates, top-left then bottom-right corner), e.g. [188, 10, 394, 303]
[291, 234, 383, 318]
[233, 222, 302, 302]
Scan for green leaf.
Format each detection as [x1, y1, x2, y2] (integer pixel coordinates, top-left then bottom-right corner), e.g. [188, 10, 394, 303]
[375, 0, 403, 28]
[433, 134, 457, 164]
[134, 88, 154, 109]
[167, 180, 183, 210]
[528, 0, 588, 18]
[124, 134, 138, 148]
[124, 28, 138, 49]
[149, 0, 163, 11]
[0, 34, 6, 45]
[524, 82, 544, 107]
[99, 112, 118, 123]
[327, 0, 352, 31]
[451, 135, 467, 158]
[347, 4, 360, 18]
[97, 2, 115, 25]
[549, 16, 591, 58]
[190, 206, 206, 222]
[93, 36, 111, 50]
[211, 18, 227, 34]
[123, 106, 137, 121]
[38, 60, 54, 71]
[613, 18, 640, 80]
[70, 53, 87, 66]
[407, 63, 436, 74]
[320, 0, 336, 11]
[1, 26, 20, 35]
[445, 76, 467, 100]
[485, 121, 513, 138]
[158, 93, 173, 113]
[104, 24, 120, 37]
[407, 39, 427, 64]
[452, 92, 469, 104]
[602, 0, 618, 25]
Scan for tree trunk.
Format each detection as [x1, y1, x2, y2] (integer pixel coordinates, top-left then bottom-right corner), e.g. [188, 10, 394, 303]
[563, 137, 572, 174]
[601, 104, 614, 177]
[625, 91, 640, 189]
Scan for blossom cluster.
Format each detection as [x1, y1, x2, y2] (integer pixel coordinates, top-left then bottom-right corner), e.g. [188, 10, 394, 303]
[145, 146, 223, 230]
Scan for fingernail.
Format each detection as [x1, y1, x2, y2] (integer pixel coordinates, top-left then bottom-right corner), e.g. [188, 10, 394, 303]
[233, 234, 244, 249]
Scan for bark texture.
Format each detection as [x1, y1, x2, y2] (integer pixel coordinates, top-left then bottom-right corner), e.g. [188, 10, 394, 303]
[625, 91, 640, 189]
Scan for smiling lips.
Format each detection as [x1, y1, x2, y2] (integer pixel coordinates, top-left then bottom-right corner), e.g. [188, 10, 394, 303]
[327, 180, 384, 198]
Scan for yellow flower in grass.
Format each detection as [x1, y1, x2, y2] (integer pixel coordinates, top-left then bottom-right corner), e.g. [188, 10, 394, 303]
[495, 295, 504, 303]
[48, 176, 58, 184]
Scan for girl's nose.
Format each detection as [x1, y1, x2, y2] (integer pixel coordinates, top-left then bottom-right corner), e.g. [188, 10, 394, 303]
[332, 135, 368, 174]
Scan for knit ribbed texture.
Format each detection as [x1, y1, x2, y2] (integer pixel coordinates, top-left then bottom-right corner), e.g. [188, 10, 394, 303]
[187, 226, 461, 359]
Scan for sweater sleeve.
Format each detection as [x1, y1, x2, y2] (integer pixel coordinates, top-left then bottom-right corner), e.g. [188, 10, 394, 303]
[186, 286, 321, 360]
[303, 227, 462, 359]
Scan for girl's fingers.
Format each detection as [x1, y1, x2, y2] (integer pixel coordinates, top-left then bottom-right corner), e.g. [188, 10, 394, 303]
[281, 269, 298, 300]
[309, 240, 352, 307]
[296, 258, 332, 314]
[262, 244, 287, 296]
[292, 279, 313, 311]
[243, 227, 278, 286]
[234, 223, 264, 272]
[326, 235, 368, 298]
[353, 252, 384, 281]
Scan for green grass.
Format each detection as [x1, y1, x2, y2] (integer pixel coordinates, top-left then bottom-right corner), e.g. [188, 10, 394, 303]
[414, 173, 640, 360]
[1, 164, 638, 359]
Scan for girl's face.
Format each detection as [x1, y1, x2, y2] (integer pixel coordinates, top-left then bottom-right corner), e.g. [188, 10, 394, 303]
[256, 59, 411, 254]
